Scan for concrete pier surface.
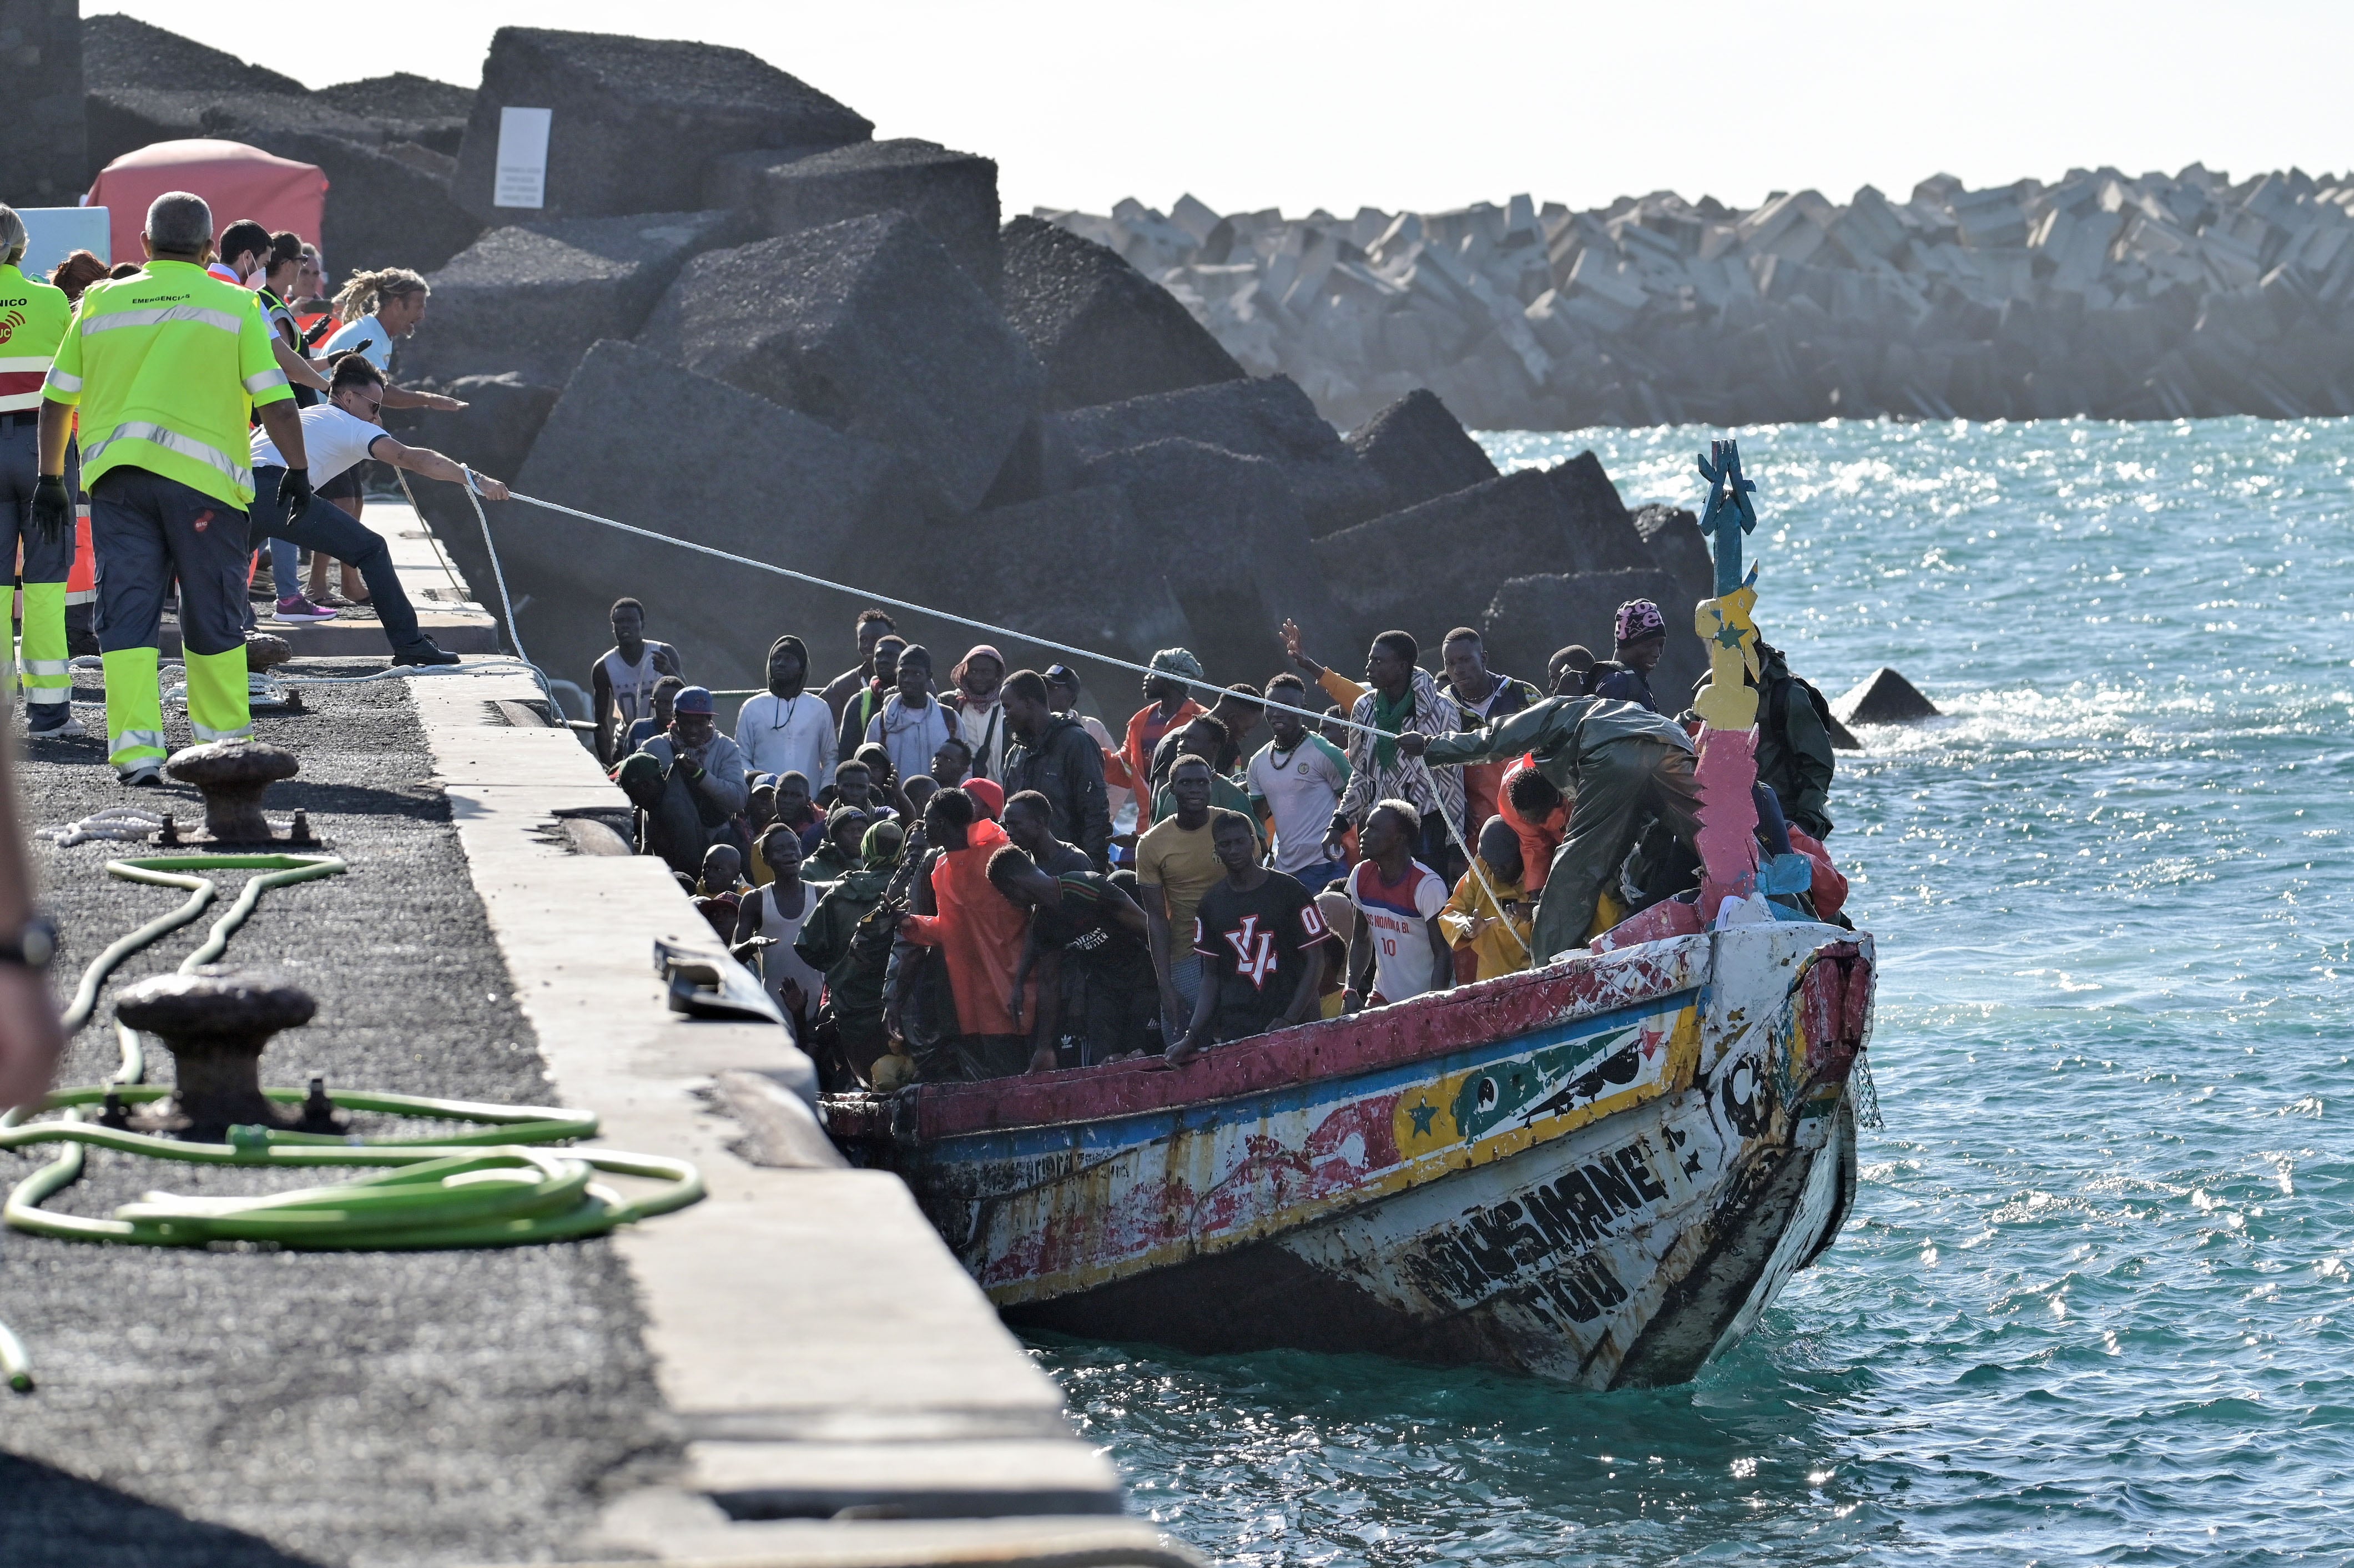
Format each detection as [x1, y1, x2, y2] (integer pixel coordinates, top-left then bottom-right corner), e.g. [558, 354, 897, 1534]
[4, 607, 1191, 1561]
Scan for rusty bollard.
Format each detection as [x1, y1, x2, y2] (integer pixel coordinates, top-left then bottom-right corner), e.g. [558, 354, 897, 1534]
[113, 968, 333, 1140]
[163, 740, 300, 844]
[243, 633, 293, 674]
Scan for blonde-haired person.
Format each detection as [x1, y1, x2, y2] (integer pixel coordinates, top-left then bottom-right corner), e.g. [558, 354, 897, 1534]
[307, 268, 466, 606]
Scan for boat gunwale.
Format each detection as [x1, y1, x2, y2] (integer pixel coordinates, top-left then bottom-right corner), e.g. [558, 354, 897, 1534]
[822, 931, 1713, 1142]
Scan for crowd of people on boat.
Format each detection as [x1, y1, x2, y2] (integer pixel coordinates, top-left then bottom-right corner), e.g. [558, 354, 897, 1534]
[596, 593, 1849, 1092]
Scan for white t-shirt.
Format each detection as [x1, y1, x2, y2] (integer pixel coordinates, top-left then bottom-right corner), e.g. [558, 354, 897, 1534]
[1246, 733, 1352, 875]
[735, 691, 835, 788]
[1348, 858, 1449, 1005]
[250, 403, 387, 483]
[320, 314, 395, 370]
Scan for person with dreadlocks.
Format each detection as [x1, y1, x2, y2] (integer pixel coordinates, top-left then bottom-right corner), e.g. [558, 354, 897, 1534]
[735, 633, 834, 785]
[305, 266, 465, 607]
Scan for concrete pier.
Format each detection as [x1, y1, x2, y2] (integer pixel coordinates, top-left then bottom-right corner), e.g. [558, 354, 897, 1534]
[4, 544, 1192, 1566]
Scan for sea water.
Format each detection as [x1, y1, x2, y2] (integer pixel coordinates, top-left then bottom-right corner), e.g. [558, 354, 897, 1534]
[1030, 417, 2354, 1564]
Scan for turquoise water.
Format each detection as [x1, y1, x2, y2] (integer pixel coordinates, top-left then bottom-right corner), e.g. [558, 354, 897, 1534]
[1031, 418, 2354, 1563]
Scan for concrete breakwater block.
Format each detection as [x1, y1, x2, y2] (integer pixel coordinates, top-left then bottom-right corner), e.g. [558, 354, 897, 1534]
[387, 372, 562, 608]
[739, 139, 1004, 290]
[1481, 567, 1703, 698]
[453, 27, 873, 222]
[1343, 389, 1498, 511]
[1058, 375, 1393, 537]
[314, 73, 475, 156]
[868, 485, 1193, 702]
[637, 214, 1046, 516]
[1315, 470, 1573, 648]
[1631, 503, 1715, 612]
[1837, 667, 1941, 725]
[1077, 439, 1344, 686]
[1542, 451, 1657, 577]
[509, 340, 931, 694]
[83, 17, 484, 275]
[1000, 216, 1247, 409]
[402, 210, 744, 389]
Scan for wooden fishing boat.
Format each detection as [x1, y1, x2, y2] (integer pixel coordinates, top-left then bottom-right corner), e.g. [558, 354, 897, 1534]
[820, 915, 1873, 1388]
[826, 439, 1873, 1387]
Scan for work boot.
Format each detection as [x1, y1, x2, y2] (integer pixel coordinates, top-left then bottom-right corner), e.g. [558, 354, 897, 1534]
[391, 639, 461, 667]
[119, 764, 162, 788]
[26, 705, 84, 740]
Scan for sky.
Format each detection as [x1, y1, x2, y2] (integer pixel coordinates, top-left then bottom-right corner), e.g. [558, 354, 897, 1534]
[91, 1, 2354, 219]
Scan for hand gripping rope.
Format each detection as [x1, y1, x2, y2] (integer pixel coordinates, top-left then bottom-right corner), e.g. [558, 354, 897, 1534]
[0, 854, 703, 1393]
[445, 471, 1536, 962]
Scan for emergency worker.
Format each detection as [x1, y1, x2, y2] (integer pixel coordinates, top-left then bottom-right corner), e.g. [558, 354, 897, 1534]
[36, 192, 310, 785]
[0, 206, 83, 737]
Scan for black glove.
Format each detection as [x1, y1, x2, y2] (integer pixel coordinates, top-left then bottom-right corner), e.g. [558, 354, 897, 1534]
[278, 466, 314, 516]
[29, 476, 71, 547]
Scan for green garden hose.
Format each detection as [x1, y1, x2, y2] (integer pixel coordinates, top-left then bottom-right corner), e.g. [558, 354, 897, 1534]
[0, 853, 704, 1392]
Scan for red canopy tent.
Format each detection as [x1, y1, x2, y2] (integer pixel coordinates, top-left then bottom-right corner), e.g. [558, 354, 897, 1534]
[84, 139, 327, 265]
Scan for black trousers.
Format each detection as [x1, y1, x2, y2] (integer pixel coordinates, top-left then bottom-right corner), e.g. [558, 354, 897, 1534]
[249, 466, 422, 649]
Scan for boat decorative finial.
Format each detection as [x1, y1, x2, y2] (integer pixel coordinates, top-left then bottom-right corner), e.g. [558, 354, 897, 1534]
[1688, 438, 1788, 920]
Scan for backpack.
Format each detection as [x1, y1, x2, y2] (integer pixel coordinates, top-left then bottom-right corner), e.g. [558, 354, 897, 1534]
[1763, 674, 1837, 780]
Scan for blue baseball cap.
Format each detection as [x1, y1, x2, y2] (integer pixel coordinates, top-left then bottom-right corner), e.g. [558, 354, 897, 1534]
[673, 685, 715, 715]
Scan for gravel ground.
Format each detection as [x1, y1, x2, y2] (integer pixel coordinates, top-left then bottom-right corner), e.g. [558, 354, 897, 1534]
[0, 664, 677, 1567]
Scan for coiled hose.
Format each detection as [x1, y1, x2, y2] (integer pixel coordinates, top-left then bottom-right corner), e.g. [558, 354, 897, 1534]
[0, 854, 703, 1391]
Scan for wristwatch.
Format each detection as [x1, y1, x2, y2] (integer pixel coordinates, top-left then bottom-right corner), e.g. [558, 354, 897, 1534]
[0, 915, 59, 971]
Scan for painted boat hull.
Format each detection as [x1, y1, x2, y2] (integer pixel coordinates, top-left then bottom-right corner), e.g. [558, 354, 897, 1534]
[824, 920, 1874, 1389]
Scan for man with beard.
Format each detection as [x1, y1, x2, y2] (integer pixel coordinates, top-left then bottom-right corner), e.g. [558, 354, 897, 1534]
[736, 633, 834, 786]
[941, 644, 1011, 780]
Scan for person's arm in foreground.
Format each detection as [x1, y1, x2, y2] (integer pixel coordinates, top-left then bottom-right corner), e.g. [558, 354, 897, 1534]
[1424, 909, 1454, 995]
[1281, 939, 1325, 1028]
[0, 734, 63, 1112]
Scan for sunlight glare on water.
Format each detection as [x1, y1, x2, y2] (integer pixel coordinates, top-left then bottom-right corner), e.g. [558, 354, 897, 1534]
[1033, 416, 2354, 1564]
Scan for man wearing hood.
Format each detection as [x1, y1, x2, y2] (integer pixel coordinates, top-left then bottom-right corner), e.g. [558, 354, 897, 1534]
[737, 634, 835, 786]
[941, 644, 1011, 780]
[1000, 669, 1113, 869]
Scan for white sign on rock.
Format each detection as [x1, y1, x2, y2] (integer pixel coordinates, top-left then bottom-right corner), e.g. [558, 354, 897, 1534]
[493, 107, 553, 209]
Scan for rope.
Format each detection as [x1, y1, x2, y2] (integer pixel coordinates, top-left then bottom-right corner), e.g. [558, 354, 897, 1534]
[448, 475, 1534, 962]
[0, 852, 703, 1393]
[390, 467, 472, 602]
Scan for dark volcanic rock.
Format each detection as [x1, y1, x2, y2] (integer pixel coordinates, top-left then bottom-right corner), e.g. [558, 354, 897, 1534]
[1057, 375, 1393, 536]
[1000, 215, 1246, 409]
[1632, 502, 1714, 612]
[400, 210, 744, 388]
[509, 340, 929, 694]
[316, 73, 475, 156]
[1836, 667, 1940, 725]
[83, 13, 305, 96]
[1481, 568, 1706, 702]
[1541, 450, 1653, 574]
[868, 485, 1193, 703]
[453, 28, 872, 222]
[1342, 389, 1498, 509]
[1077, 438, 1347, 687]
[636, 214, 1046, 515]
[729, 139, 1003, 290]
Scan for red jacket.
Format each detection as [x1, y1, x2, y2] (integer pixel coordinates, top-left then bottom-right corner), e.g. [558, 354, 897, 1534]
[900, 817, 1033, 1036]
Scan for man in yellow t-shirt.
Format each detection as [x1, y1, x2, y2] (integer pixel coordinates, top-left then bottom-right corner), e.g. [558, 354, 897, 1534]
[37, 192, 310, 784]
[1136, 754, 1226, 1047]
